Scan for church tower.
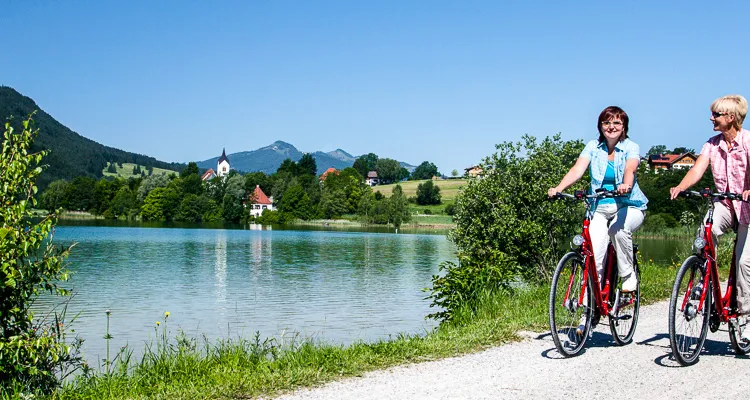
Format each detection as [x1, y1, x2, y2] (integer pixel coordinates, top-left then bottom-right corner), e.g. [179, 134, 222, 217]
[217, 148, 231, 177]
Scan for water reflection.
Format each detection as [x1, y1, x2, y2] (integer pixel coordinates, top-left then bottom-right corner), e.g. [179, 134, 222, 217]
[37, 227, 456, 365]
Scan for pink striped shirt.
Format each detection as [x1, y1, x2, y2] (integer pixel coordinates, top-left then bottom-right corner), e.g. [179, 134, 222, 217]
[701, 128, 750, 224]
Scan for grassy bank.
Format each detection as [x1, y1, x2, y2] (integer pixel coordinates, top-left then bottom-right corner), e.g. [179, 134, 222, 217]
[50, 254, 700, 400]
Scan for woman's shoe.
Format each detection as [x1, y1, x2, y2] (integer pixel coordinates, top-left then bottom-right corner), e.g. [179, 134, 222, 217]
[622, 273, 638, 293]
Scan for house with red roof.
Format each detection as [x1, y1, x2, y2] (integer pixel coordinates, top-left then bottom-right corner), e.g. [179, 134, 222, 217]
[246, 185, 275, 217]
[319, 167, 339, 182]
[647, 153, 697, 171]
[201, 168, 216, 181]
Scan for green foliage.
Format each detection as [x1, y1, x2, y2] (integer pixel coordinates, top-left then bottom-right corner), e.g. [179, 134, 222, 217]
[298, 153, 317, 176]
[40, 179, 69, 211]
[388, 184, 410, 229]
[451, 169, 458, 177]
[141, 187, 180, 221]
[416, 180, 441, 205]
[278, 184, 313, 220]
[0, 117, 82, 395]
[180, 162, 199, 178]
[444, 203, 456, 216]
[646, 144, 667, 156]
[106, 163, 117, 173]
[353, 153, 378, 179]
[636, 165, 712, 221]
[643, 212, 680, 231]
[429, 134, 584, 320]
[375, 158, 403, 183]
[411, 161, 439, 180]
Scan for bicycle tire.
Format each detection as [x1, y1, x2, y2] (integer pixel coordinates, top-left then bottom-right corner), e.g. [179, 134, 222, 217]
[549, 252, 593, 357]
[609, 263, 640, 345]
[668, 255, 711, 366]
[729, 318, 750, 355]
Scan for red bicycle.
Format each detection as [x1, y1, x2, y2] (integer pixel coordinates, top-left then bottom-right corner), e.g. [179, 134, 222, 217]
[668, 189, 750, 366]
[549, 189, 640, 357]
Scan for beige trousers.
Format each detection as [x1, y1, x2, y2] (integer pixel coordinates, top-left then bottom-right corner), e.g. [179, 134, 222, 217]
[590, 204, 645, 282]
[702, 202, 750, 315]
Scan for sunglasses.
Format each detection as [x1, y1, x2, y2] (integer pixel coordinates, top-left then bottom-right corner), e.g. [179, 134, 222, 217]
[712, 111, 728, 118]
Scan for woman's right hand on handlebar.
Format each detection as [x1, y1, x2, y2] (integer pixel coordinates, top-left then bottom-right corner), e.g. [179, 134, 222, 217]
[669, 186, 684, 200]
[548, 187, 560, 198]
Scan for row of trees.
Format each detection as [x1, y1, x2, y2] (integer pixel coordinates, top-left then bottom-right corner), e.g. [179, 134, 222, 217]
[352, 153, 441, 182]
[39, 154, 429, 228]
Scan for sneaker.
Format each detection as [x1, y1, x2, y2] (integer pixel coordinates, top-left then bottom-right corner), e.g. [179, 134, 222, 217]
[576, 314, 587, 337]
[742, 320, 750, 343]
[622, 273, 638, 293]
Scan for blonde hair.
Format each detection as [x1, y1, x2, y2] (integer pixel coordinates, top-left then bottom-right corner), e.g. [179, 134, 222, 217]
[711, 94, 748, 130]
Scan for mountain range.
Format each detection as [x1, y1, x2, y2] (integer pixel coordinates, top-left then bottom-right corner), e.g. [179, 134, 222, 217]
[196, 143, 415, 175]
[0, 86, 416, 188]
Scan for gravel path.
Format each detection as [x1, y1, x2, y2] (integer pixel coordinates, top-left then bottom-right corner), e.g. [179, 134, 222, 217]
[275, 299, 750, 399]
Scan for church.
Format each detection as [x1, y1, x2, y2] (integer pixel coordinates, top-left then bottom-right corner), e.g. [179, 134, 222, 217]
[201, 148, 231, 181]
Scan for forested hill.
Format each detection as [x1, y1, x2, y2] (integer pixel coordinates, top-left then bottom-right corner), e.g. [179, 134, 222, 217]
[0, 86, 184, 190]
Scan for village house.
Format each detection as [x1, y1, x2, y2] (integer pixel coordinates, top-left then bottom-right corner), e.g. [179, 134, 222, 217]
[366, 171, 379, 186]
[319, 167, 339, 182]
[647, 153, 697, 171]
[246, 185, 275, 217]
[464, 165, 483, 178]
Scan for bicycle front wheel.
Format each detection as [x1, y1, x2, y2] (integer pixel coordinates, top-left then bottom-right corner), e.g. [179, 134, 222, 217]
[668, 255, 711, 366]
[549, 252, 593, 357]
[729, 317, 750, 355]
[609, 264, 640, 345]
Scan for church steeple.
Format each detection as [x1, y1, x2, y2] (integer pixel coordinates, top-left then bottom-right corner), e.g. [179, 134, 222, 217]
[218, 148, 230, 165]
[217, 148, 231, 177]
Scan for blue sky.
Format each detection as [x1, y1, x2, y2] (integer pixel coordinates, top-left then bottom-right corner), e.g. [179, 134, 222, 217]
[2, 1, 749, 175]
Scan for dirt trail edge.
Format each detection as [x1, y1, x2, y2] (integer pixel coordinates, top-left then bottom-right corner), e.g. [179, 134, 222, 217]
[274, 300, 750, 399]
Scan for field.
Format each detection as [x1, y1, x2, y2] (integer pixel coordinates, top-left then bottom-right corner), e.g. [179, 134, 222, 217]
[373, 179, 467, 201]
[102, 162, 178, 178]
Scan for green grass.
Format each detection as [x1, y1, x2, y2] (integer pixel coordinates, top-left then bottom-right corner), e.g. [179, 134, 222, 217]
[49, 252, 703, 399]
[102, 162, 177, 179]
[374, 179, 466, 201]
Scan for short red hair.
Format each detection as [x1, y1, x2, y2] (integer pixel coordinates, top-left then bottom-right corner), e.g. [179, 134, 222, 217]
[597, 106, 629, 143]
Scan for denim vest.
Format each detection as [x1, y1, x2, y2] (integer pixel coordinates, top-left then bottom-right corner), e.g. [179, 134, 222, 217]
[580, 139, 648, 211]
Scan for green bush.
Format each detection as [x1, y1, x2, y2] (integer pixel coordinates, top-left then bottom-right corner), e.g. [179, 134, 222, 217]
[444, 203, 456, 216]
[643, 212, 680, 231]
[428, 134, 584, 321]
[0, 117, 82, 395]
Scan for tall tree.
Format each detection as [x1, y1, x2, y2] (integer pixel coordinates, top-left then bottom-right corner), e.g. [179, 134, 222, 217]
[375, 158, 402, 183]
[672, 146, 696, 154]
[180, 161, 200, 178]
[646, 145, 668, 156]
[411, 161, 439, 180]
[388, 184, 411, 229]
[298, 153, 317, 176]
[353, 153, 378, 178]
[416, 180, 441, 205]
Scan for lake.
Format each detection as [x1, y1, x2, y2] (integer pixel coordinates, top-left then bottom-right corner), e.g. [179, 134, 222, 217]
[38, 224, 457, 366]
[36, 223, 689, 367]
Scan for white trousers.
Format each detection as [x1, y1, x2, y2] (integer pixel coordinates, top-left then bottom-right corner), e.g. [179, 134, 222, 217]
[701, 202, 750, 315]
[589, 204, 644, 282]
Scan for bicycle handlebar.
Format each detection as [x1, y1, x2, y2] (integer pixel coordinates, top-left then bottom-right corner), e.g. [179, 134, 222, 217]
[550, 188, 626, 201]
[679, 188, 747, 201]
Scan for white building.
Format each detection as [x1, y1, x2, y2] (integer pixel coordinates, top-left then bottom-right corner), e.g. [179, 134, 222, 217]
[247, 185, 275, 217]
[217, 148, 231, 177]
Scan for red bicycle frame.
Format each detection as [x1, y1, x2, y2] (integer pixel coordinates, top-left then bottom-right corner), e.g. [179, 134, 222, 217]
[562, 190, 630, 318]
[682, 194, 740, 322]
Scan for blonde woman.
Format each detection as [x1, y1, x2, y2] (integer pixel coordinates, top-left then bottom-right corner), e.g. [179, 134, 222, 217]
[670, 94, 750, 341]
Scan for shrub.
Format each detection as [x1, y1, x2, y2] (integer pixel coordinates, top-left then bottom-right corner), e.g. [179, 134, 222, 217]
[416, 180, 441, 205]
[428, 134, 584, 321]
[1, 117, 82, 395]
[444, 203, 456, 216]
[643, 212, 679, 231]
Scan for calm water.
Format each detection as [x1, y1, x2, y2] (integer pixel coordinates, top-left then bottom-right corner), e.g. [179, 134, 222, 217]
[38, 225, 457, 365]
[36, 223, 688, 366]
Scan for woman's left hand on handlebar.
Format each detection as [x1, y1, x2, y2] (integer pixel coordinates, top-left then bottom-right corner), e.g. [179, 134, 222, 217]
[616, 183, 631, 195]
[743, 190, 750, 202]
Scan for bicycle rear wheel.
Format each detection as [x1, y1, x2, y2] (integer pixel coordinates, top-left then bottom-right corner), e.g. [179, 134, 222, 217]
[668, 255, 711, 366]
[549, 252, 593, 357]
[729, 317, 750, 355]
[609, 264, 640, 345]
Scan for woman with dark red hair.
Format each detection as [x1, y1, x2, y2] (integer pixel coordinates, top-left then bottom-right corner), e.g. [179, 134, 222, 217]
[548, 106, 648, 333]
